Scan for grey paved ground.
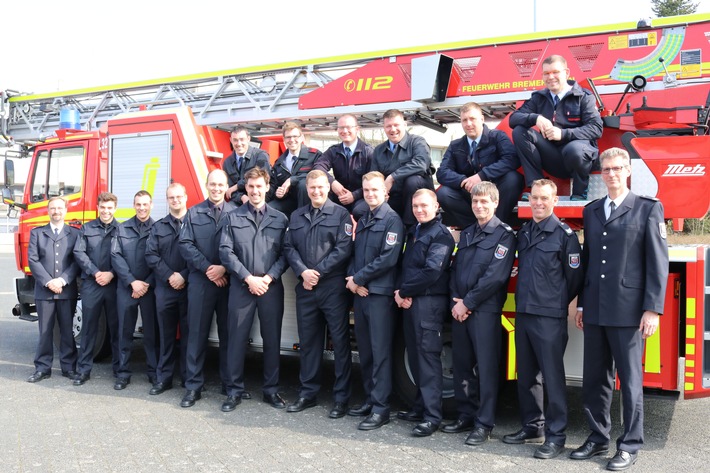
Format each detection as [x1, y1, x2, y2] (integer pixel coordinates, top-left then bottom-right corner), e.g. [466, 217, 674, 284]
[1, 254, 709, 472]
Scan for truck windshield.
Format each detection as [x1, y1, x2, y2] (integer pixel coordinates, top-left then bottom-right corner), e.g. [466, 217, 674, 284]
[30, 146, 83, 203]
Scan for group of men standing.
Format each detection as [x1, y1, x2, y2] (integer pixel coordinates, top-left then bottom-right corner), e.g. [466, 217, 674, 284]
[25, 54, 668, 472]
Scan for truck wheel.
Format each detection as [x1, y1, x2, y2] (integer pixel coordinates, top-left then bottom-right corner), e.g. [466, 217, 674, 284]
[392, 325, 457, 419]
[53, 301, 111, 361]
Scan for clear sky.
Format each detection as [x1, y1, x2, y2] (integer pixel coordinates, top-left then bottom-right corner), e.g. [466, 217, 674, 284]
[2, 0, 708, 94]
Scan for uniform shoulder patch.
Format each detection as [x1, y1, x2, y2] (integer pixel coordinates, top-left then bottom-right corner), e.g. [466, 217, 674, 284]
[494, 244, 509, 259]
[659, 222, 667, 239]
[568, 253, 581, 269]
[558, 221, 573, 235]
[344, 223, 353, 236]
[386, 232, 398, 246]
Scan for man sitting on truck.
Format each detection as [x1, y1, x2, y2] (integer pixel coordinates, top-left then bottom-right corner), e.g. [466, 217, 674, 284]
[510, 55, 602, 201]
[223, 126, 272, 205]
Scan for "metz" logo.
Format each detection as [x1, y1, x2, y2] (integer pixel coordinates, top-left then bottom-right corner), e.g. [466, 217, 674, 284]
[662, 164, 706, 176]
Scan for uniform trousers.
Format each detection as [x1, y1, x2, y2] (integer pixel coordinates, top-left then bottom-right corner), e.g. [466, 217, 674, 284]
[183, 275, 229, 391]
[225, 280, 285, 396]
[403, 295, 447, 425]
[515, 313, 568, 444]
[353, 293, 396, 416]
[582, 323, 645, 453]
[34, 299, 77, 373]
[452, 310, 499, 428]
[295, 279, 352, 402]
[513, 126, 597, 196]
[154, 284, 188, 385]
[77, 279, 119, 375]
[116, 286, 158, 381]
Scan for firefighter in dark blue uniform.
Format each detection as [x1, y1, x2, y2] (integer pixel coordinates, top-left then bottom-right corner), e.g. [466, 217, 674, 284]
[394, 189, 455, 437]
[223, 126, 271, 205]
[502, 179, 583, 460]
[111, 190, 157, 390]
[73, 192, 121, 386]
[219, 167, 290, 412]
[178, 170, 236, 408]
[283, 170, 354, 418]
[346, 171, 404, 430]
[269, 121, 321, 217]
[145, 183, 189, 395]
[443, 182, 515, 446]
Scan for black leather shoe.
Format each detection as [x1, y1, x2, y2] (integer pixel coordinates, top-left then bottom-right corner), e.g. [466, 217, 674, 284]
[61, 370, 79, 379]
[72, 373, 90, 386]
[465, 426, 491, 446]
[396, 410, 423, 422]
[114, 377, 130, 390]
[358, 413, 390, 431]
[606, 450, 637, 471]
[412, 421, 438, 437]
[502, 428, 544, 444]
[27, 371, 51, 383]
[180, 389, 202, 408]
[241, 391, 252, 400]
[442, 418, 475, 434]
[149, 382, 173, 395]
[534, 441, 565, 459]
[570, 440, 610, 460]
[287, 397, 317, 413]
[329, 402, 348, 419]
[347, 403, 373, 416]
[221, 395, 241, 412]
[263, 393, 286, 409]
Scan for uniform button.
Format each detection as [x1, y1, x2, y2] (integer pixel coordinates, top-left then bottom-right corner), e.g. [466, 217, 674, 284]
[601, 274, 605, 278]
[602, 260, 606, 264]
[602, 246, 607, 250]
[603, 232, 607, 236]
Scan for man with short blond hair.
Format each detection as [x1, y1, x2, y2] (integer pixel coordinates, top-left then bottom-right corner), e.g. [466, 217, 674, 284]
[223, 126, 271, 204]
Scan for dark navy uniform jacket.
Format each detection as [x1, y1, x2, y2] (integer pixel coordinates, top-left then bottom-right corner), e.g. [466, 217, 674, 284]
[74, 218, 120, 279]
[509, 80, 602, 145]
[145, 214, 189, 286]
[269, 146, 321, 198]
[222, 147, 272, 203]
[28, 224, 80, 300]
[313, 140, 373, 201]
[219, 204, 289, 281]
[283, 199, 353, 284]
[398, 215, 454, 298]
[436, 125, 520, 187]
[579, 193, 669, 327]
[370, 133, 432, 190]
[111, 216, 156, 288]
[515, 214, 583, 318]
[450, 216, 515, 312]
[349, 202, 404, 296]
[179, 200, 237, 275]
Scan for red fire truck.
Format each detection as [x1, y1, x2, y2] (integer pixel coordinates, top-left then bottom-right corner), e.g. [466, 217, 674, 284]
[2, 13, 710, 409]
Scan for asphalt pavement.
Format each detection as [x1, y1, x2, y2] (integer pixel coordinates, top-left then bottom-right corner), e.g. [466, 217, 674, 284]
[1, 254, 709, 472]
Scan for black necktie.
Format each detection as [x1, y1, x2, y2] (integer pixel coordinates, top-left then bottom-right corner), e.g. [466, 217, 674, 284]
[310, 207, 319, 222]
[470, 140, 477, 166]
[213, 205, 221, 222]
[344, 147, 352, 160]
[54, 228, 59, 237]
[553, 95, 560, 107]
[236, 156, 243, 172]
[254, 209, 262, 227]
[608, 201, 616, 221]
[413, 223, 420, 242]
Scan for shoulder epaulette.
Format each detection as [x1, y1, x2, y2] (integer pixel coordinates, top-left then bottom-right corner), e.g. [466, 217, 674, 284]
[639, 195, 660, 202]
[558, 220, 573, 235]
[585, 197, 604, 207]
[500, 222, 513, 233]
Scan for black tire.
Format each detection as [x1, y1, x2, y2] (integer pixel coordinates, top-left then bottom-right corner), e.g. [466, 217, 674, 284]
[392, 322, 457, 419]
[53, 300, 111, 361]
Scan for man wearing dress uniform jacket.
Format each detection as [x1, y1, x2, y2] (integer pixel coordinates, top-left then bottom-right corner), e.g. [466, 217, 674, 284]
[313, 114, 373, 221]
[178, 170, 236, 408]
[219, 166, 290, 412]
[346, 171, 404, 430]
[443, 181, 515, 446]
[283, 170, 354, 418]
[502, 179, 583, 459]
[394, 189, 455, 437]
[26, 196, 80, 383]
[223, 126, 271, 204]
[111, 190, 158, 391]
[145, 183, 189, 395]
[571, 147, 668, 471]
[436, 102, 523, 227]
[73, 192, 121, 386]
[269, 121, 321, 217]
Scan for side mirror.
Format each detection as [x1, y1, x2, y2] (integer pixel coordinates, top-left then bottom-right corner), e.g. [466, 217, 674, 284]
[2, 186, 27, 210]
[4, 159, 14, 187]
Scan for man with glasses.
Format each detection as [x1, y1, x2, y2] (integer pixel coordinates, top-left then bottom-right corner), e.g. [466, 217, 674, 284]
[570, 148, 668, 471]
[313, 114, 373, 221]
[510, 55, 602, 201]
[269, 121, 322, 217]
